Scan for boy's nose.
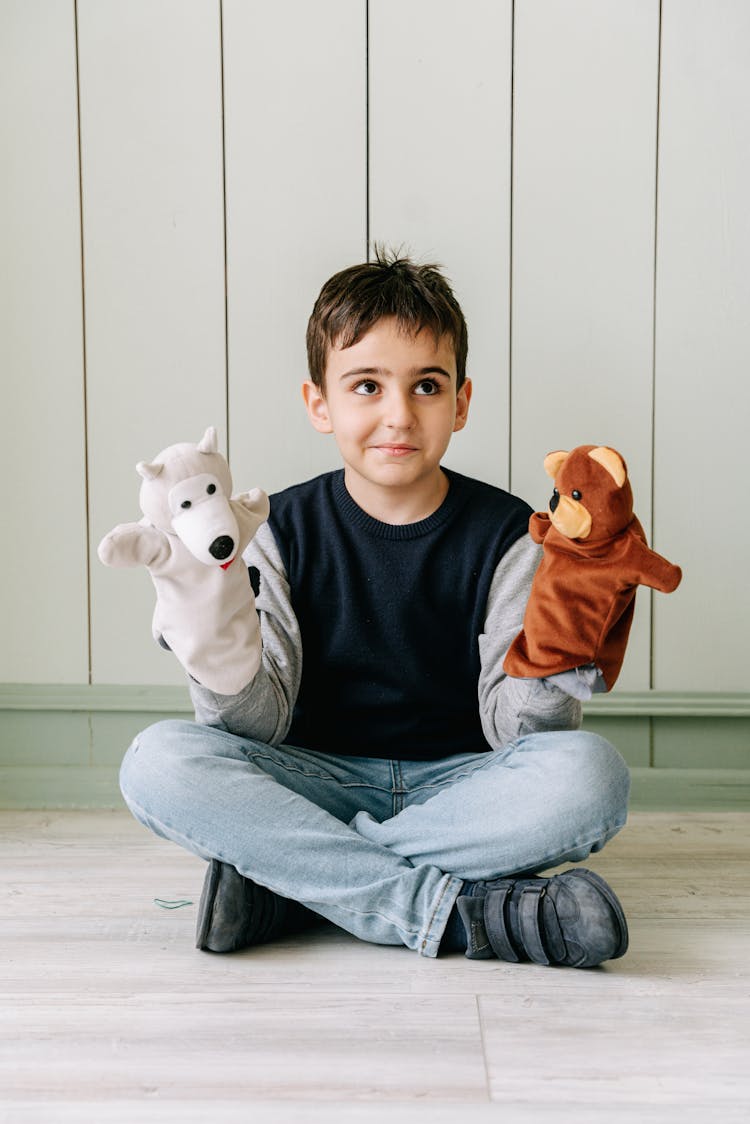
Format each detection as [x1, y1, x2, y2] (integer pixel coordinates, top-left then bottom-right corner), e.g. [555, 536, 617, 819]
[384, 391, 416, 428]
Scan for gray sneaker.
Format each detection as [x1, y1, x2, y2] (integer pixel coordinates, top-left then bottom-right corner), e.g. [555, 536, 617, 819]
[196, 860, 316, 953]
[456, 868, 628, 968]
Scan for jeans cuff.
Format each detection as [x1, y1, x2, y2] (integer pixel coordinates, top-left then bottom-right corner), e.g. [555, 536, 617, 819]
[418, 873, 465, 958]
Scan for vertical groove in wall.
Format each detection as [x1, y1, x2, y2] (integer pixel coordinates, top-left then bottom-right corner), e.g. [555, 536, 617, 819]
[650, 0, 664, 691]
[507, 0, 516, 491]
[73, 0, 93, 686]
[365, 0, 370, 261]
[219, 0, 231, 460]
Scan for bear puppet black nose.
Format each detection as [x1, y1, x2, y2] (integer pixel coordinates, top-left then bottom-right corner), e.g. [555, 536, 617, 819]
[209, 535, 235, 560]
[549, 491, 559, 513]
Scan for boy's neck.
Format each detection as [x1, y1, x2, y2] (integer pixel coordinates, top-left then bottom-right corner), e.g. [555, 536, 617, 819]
[343, 466, 450, 526]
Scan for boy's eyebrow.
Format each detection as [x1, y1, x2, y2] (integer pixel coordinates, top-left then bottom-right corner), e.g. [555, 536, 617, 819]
[338, 366, 453, 381]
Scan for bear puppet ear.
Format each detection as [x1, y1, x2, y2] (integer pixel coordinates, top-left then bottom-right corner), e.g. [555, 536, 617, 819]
[588, 446, 627, 488]
[543, 450, 569, 479]
[197, 426, 218, 455]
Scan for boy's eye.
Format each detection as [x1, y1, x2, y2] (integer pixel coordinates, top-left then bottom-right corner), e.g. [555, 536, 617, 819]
[353, 380, 379, 396]
[414, 379, 440, 396]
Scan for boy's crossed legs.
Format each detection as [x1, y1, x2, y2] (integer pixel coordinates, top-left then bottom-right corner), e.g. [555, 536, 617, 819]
[119, 720, 630, 965]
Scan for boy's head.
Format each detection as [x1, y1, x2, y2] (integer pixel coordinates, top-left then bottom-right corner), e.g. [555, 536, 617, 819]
[306, 248, 468, 393]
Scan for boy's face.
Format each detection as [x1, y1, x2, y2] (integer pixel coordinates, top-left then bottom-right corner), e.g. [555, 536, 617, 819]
[303, 317, 471, 513]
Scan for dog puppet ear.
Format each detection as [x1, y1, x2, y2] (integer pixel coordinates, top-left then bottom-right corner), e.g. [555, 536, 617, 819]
[136, 460, 163, 481]
[589, 446, 627, 488]
[543, 450, 569, 479]
[197, 426, 218, 455]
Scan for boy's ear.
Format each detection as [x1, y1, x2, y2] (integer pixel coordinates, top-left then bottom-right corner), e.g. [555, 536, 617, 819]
[302, 381, 333, 434]
[452, 377, 472, 433]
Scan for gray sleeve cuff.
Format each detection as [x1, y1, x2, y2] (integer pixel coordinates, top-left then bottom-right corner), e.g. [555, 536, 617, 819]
[477, 534, 581, 748]
[188, 521, 303, 745]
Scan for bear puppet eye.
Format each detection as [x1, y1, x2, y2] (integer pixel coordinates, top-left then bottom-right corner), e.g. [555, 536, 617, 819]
[572, 489, 582, 501]
[207, 483, 216, 495]
[181, 500, 192, 509]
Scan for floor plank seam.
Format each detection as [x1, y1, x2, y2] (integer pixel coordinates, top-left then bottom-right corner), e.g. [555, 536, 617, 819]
[475, 993, 493, 1103]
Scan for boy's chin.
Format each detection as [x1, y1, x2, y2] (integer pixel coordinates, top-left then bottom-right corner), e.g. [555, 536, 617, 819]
[347, 458, 444, 489]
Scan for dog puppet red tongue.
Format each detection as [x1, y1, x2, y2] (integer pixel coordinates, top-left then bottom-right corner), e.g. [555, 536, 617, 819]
[220, 557, 234, 571]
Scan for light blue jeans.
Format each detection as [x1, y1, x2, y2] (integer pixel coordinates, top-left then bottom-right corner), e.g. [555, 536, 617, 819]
[119, 721, 630, 958]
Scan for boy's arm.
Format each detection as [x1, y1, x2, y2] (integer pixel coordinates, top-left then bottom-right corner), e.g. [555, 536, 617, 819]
[188, 521, 302, 745]
[477, 535, 582, 747]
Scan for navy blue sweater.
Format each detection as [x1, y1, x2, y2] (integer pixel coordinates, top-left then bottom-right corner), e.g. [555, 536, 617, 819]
[266, 469, 532, 760]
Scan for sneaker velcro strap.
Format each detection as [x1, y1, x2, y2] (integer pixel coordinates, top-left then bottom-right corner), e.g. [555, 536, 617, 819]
[539, 891, 566, 961]
[482, 882, 520, 963]
[516, 883, 550, 965]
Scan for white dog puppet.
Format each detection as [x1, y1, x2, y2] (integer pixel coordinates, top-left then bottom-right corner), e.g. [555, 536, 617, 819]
[98, 427, 269, 695]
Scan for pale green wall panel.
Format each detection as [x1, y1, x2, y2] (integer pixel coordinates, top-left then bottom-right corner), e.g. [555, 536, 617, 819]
[78, 0, 229, 686]
[627, 768, 750, 811]
[369, 0, 513, 488]
[653, 719, 750, 771]
[653, 0, 750, 691]
[0, 0, 88, 683]
[0, 767, 124, 810]
[0, 712, 91, 768]
[510, 0, 660, 692]
[224, 0, 367, 497]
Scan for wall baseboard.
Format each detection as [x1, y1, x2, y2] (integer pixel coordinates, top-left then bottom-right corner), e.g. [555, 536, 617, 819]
[1, 684, 748, 810]
[0, 683, 193, 713]
[2, 683, 749, 716]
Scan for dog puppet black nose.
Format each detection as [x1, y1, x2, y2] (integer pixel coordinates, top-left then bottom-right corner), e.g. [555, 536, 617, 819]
[549, 491, 559, 513]
[209, 536, 235, 560]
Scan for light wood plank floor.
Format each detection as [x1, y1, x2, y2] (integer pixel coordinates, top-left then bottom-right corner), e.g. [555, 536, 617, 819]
[1, 810, 749, 1123]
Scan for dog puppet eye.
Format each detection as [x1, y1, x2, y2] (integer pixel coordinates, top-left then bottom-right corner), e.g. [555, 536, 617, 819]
[207, 484, 216, 495]
[181, 500, 192, 509]
[572, 490, 582, 501]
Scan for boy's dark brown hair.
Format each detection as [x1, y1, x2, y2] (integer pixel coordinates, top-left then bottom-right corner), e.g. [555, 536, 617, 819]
[306, 247, 468, 391]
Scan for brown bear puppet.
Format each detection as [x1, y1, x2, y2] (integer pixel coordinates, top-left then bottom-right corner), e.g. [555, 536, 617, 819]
[504, 445, 682, 697]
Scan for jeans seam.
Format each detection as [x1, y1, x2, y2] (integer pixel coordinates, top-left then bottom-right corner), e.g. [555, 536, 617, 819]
[405, 757, 499, 797]
[242, 749, 388, 793]
[324, 901, 421, 938]
[519, 816, 629, 877]
[391, 760, 405, 816]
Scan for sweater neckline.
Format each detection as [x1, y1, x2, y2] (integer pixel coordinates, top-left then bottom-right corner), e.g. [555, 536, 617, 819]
[332, 469, 465, 540]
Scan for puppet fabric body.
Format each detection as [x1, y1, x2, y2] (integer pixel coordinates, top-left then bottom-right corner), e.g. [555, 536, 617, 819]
[143, 511, 263, 694]
[98, 428, 269, 695]
[504, 446, 681, 693]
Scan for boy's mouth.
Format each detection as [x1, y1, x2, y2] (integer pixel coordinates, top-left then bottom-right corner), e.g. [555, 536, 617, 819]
[373, 444, 418, 456]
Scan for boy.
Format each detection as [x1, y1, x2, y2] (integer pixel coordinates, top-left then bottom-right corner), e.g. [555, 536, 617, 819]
[120, 251, 630, 967]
